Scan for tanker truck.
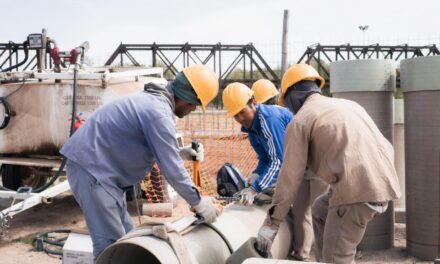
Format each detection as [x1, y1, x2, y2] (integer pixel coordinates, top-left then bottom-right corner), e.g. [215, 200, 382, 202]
[0, 30, 166, 232]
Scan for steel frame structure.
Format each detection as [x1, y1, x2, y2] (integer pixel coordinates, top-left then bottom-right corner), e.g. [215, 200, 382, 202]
[0, 42, 52, 72]
[3, 40, 439, 88]
[297, 43, 440, 85]
[104, 43, 279, 88]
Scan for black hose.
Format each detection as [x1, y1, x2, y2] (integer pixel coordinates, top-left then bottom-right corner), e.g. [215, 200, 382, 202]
[33, 229, 71, 256]
[68, 64, 79, 136]
[1, 42, 29, 72]
[41, 247, 63, 256]
[43, 237, 65, 247]
[31, 158, 67, 193]
[32, 63, 79, 193]
[0, 97, 12, 129]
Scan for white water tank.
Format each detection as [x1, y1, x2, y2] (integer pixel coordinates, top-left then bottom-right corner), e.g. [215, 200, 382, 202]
[0, 77, 148, 155]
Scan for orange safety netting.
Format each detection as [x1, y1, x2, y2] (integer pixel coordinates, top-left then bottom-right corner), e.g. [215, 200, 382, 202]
[140, 110, 258, 217]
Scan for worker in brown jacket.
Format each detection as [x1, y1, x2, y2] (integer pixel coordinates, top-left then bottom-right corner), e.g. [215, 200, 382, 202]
[255, 64, 401, 264]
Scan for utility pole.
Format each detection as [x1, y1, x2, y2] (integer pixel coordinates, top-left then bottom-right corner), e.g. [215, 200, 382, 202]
[281, 10, 289, 79]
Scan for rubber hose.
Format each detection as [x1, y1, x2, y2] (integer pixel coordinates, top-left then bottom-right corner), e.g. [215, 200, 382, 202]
[32, 63, 78, 193]
[0, 97, 12, 129]
[33, 229, 71, 256]
[1, 42, 29, 72]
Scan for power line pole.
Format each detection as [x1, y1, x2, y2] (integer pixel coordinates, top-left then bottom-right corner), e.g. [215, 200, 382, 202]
[281, 9, 289, 80]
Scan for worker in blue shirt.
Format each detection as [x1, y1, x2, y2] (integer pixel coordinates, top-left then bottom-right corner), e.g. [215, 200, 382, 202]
[60, 64, 221, 258]
[223, 82, 292, 199]
[222, 82, 317, 260]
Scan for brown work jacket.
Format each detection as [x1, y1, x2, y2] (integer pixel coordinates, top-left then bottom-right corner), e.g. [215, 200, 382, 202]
[267, 94, 401, 227]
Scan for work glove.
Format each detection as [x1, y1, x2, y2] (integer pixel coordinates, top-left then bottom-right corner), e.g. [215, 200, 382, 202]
[256, 224, 278, 253]
[234, 186, 258, 206]
[246, 173, 260, 187]
[193, 196, 220, 224]
[179, 143, 204, 162]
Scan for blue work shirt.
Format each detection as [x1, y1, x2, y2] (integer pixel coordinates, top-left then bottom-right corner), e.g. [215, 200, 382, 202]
[60, 83, 201, 206]
[241, 104, 293, 192]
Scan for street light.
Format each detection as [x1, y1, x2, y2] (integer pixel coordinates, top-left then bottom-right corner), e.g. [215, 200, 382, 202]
[358, 25, 369, 45]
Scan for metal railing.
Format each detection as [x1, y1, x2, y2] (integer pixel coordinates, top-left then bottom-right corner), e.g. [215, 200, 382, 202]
[297, 43, 440, 86]
[0, 42, 52, 72]
[104, 43, 280, 88]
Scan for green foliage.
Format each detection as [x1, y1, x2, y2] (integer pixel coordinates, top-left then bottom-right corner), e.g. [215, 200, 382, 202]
[18, 233, 37, 245]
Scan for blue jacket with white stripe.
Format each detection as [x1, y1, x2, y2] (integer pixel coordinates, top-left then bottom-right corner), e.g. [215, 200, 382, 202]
[241, 104, 293, 192]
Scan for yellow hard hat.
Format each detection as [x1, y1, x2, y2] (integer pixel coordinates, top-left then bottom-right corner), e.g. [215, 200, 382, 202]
[278, 64, 325, 106]
[182, 64, 219, 111]
[251, 79, 279, 104]
[222, 82, 254, 117]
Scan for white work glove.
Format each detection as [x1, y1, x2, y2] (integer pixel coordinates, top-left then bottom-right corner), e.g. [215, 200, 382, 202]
[234, 186, 258, 206]
[246, 173, 259, 187]
[193, 196, 220, 224]
[179, 143, 204, 162]
[256, 224, 278, 253]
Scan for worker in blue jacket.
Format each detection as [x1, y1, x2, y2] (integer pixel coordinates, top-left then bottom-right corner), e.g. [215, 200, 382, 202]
[222, 82, 323, 261]
[60, 64, 221, 258]
[223, 82, 292, 198]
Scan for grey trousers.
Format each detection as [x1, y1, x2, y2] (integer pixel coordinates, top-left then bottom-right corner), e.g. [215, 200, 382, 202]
[312, 191, 380, 264]
[67, 160, 134, 257]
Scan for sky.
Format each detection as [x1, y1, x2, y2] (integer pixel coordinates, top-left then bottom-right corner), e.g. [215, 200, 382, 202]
[1, 0, 440, 66]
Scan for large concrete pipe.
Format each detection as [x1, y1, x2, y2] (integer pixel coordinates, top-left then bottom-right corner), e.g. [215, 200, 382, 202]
[96, 204, 292, 264]
[330, 59, 396, 250]
[393, 99, 405, 216]
[401, 55, 440, 261]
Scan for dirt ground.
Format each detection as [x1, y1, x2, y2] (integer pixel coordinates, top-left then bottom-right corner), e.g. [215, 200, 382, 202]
[0, 191, 432, 264]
